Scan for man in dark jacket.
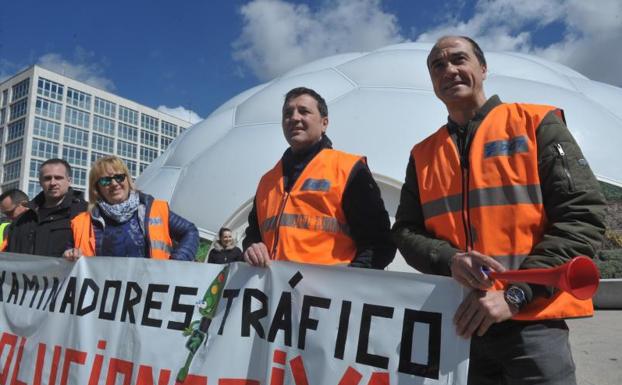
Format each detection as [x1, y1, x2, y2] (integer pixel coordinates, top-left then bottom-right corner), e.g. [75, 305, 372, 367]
[4, 158, 87, 257]
[243, 87, 395, 269]
[392, 36, 606, 385]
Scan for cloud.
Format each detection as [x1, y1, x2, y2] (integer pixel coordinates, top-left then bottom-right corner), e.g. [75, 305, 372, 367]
[233, 0, 405, 80]
[0, 59, 24, 83]
[37, 47, 116, 91]
[157, 105, 203, 124]
[415, 0, 622, 87]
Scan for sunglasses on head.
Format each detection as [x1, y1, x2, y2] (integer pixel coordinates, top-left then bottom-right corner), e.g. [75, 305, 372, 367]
[97, 174, 127, 186]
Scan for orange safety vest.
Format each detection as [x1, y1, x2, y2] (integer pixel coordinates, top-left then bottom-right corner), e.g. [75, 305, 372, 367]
[412, 103, 593, 320]
[71, 200, 173, 259]
[255, 149, 362, 265]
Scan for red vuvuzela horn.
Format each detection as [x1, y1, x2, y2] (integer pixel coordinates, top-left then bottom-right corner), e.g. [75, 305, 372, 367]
[488, 256, 600, 300]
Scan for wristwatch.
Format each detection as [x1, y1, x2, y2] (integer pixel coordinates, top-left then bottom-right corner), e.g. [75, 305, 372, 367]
[504, 285, 526, 309]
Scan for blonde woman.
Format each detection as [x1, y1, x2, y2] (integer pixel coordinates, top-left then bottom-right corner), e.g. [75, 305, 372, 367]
[64, 156, 198, 260]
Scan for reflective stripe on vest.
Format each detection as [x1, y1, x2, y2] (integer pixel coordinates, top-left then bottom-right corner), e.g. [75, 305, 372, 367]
[70, 199, 172, 259]
[412, 103, 593, 320]
[255, 149, 361, 265]
[260, 213, 350, 235]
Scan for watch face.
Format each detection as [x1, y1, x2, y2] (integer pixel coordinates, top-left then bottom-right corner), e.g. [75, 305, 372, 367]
[505, 286, 526, 308]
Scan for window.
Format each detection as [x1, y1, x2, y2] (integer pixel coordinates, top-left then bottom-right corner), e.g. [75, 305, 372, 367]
[37, 78, 64, 101]
[160, 136, 173, 150]
[33, 118, 61, 140]
[118, 123, 137, 142]
[5, 139, 23, 161]
[30, 159, 44, 178]
[71, 167, 87, 186]
[65, 107, 90, 128]
[3, 160, 21, 182]
[123, 158, 137, 176]
[28, 180, 41, 198]
[35, 97, 62, 120]
[140, 130, 158, 148]
[91, 151, 108, 164]
[140, 147, 158, 163]
[7, 119, 25, 141]
[66, 88, 92, 110]
[92, 133, 114, 153]
[31, 138, 58, 159]
[117, 141, 137, 158]
[139, 163, 149, 173]
[141, 113, 158, 132]
[161, 121, 178, 137]
[62, 146, 88, 167]
[118, 106, 138, 125]
[11, 78, 30, 101]
[0, 108, 5, 125]
[9, 99, 27, 120]
[93, 115, 115, 136]
[1, 90, 7, 106]
[2, 182, 20, 193]
[94, 97, 116, 118]
[64, 125, 89, 147]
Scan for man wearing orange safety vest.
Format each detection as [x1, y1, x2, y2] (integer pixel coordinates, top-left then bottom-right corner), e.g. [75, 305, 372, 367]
[243, 87, 395, 269]
[393, 36, 606, 384]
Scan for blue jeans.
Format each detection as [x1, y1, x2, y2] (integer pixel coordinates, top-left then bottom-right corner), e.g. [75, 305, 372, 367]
[468, 319, 576, 385]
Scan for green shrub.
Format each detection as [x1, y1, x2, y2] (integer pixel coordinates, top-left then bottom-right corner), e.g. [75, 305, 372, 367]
[598, 181, 622, 278]
[195, 238, 212, 262]
[596, 249, 622, 279]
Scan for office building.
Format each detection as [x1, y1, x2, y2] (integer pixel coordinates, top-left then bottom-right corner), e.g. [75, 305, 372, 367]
[0, 65, 193, 197]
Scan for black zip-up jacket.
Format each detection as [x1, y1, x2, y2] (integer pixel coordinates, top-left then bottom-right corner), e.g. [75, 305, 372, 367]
[392, 96, 606, 302]
[5, 188, 87, 257]
[244, 135, 396, 269]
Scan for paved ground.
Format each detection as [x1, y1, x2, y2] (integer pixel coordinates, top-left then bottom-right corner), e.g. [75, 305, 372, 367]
[568, 310, 622, 385]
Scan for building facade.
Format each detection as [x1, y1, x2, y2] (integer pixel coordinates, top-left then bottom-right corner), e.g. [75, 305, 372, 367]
[0, 65, 193, 197]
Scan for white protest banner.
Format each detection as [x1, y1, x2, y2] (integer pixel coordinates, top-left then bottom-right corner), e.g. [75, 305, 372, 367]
[0, 252, 469, 384]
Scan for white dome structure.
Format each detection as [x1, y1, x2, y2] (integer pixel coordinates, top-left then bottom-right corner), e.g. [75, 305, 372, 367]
[138, 42, 622, 270]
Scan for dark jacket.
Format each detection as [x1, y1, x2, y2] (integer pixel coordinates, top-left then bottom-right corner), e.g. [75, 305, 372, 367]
[90, 192, 199, 261]
[5, 188, 87, 257]
[244, 135, 396, 269]
[392, 96, 606, 302]
[208, 242, 243, 264]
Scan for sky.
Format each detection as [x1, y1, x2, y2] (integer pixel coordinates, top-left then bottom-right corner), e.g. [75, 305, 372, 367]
[1, 0, 620, 123]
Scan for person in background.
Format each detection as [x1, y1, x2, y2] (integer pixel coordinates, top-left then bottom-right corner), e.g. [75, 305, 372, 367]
[2, 159, 87, 256]
[0, 189, 30, 247]
[0, 189, 29, 221]
[207, 227, 243, 264]
[64, 156, 199, 261]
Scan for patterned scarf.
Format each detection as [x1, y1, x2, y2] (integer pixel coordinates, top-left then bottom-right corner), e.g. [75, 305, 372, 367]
[98, 191, 140, 223]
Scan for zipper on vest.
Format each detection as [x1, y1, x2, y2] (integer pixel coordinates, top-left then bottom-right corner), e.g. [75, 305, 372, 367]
[554, 143, 575, 191]
[456, 125, 475, 251]
[460, 160, 474, 251]
[270, 192, 290, 258]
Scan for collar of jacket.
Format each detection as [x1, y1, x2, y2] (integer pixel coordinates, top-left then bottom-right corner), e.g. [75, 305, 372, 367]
[213, 240, 237, 251]
[446, 95, 502, 135]
[281, 134, 333, 192]
[28, 187, 85, 213]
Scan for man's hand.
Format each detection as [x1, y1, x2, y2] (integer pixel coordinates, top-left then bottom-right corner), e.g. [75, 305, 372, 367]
[450, 250, 506, 289]
[243, 242, 271, 267]
[454, 290, 518, 338]
[63, 248, 83, 261]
